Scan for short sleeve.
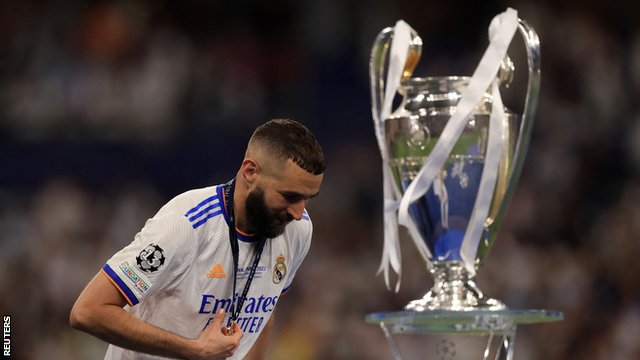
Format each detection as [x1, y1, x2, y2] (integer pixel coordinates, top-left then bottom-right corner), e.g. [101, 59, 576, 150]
[281, 213, 313, 292]
[102, 210, 195, 306]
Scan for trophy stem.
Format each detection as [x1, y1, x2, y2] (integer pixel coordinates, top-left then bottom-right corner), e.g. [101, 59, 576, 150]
[405, 262, 506, 311]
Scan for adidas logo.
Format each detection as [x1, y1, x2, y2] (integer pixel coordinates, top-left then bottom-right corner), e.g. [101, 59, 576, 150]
[207, 263, 226, 279]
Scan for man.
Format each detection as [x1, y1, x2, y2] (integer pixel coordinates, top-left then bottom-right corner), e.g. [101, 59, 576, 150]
[70, 119, 325, 359]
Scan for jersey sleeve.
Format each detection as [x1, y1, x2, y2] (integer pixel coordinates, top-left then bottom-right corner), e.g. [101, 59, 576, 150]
[102, 209, 195, 306]
[282, 212, 313, 293]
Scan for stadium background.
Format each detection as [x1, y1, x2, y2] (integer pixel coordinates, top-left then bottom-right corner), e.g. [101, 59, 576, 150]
[1, 0, 639, 359]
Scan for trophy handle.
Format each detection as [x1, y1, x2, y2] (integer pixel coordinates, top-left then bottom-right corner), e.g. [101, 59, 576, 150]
[369, 25, 422, 143]
[369, 26, 394, 127]
[481, 18, 540, 263]
[512, 18, 541, 182]
[369, 23, 426, 290]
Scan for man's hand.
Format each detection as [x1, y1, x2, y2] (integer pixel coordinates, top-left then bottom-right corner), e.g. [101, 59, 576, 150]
[188, 309, 243, 360]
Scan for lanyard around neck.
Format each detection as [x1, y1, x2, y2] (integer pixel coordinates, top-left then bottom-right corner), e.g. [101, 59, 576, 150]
[223, 179, 266, 326]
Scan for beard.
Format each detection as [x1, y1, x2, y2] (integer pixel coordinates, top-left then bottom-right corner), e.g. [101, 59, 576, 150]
[245, 186, 293, 238]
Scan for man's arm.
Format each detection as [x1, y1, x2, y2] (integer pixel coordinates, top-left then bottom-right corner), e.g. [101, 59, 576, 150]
[70, 271, 242, 360]
[243, 312, 275, 360]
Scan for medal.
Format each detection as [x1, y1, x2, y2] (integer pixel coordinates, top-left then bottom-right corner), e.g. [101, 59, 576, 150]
[225, 322, 235, 336]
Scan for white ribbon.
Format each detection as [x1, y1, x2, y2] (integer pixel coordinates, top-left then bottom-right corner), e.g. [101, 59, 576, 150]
[381, 20, 412, 121]
[378, 166, 402, 291]
[397, 8, 519, 273]
[459, 79, 506, 273]
[373, 20, 414, 292]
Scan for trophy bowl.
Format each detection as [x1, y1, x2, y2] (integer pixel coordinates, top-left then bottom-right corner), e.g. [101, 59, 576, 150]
[386, 76, 516, 310]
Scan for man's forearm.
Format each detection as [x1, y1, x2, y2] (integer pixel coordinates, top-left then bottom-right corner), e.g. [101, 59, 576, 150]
[71, 272, 242, 360]
[71, 302, 196, 359]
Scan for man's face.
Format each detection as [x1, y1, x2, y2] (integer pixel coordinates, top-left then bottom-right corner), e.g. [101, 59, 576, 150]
[246, 159, 323, 238]
[245, 185, 293, 238]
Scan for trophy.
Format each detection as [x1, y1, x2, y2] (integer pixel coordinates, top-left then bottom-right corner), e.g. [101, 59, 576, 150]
[370, 9, 540, 311]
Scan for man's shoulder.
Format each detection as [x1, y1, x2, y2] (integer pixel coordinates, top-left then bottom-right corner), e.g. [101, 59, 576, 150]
[293, 209, 313, 229]
[281, 210, 313, 242]
[159, 184, 229, 232]
[163, 185, 222, 216]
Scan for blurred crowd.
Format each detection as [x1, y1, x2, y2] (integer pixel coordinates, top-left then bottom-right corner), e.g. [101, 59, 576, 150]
[1, 0, 639, 359]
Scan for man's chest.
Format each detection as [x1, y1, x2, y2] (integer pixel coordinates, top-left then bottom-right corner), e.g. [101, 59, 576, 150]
[173, 237, 290, 335]
[178, 234, 290, 314]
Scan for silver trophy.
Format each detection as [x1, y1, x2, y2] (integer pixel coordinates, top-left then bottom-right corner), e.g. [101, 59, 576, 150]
[370, 13, 540, 311]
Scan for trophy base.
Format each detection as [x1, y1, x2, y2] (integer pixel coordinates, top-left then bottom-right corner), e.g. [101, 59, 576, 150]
[365, 309, 564, 359]
[405, 261, 506, 312]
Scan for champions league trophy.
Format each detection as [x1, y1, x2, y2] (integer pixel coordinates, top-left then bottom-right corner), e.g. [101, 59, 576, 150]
[366, 8, 562, 360]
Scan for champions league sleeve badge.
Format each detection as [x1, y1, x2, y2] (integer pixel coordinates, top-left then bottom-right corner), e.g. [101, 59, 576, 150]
[136, 243, 166, 273]
[272, 255, 287, 284]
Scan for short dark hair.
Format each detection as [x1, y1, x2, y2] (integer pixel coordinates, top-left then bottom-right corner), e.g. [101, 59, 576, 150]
[248, 119, 325, 175]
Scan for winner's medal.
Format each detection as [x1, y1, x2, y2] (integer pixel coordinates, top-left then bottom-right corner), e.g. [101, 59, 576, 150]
[225, 322, 235, 336]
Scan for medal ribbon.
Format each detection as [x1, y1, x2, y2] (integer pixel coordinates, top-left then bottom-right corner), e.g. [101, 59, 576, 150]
[223, 179, 267, 329]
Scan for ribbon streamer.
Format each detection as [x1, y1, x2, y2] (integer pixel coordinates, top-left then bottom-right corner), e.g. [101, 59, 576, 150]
[460, 79, 506, 273]
[371, 20, 414, 292]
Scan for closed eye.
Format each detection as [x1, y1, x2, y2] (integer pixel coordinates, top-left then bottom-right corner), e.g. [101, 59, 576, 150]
[279, 190, 319, 204]
[281, 192, 304, 203]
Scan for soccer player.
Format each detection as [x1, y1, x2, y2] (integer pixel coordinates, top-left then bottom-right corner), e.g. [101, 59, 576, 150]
[70, 119, 325, 359]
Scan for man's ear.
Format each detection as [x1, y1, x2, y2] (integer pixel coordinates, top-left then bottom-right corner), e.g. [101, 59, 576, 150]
[240, 158, 260, 184]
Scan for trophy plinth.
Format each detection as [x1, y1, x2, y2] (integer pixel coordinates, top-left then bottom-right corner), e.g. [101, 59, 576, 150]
[404, 262, 505, 312]
[365, 309, 563, 360]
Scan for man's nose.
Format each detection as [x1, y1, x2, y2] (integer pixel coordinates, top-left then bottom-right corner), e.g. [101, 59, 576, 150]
[287, 200, 306, 221]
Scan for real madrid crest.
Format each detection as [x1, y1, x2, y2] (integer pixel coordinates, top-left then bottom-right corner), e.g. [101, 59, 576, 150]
[273, 254, 287, 284]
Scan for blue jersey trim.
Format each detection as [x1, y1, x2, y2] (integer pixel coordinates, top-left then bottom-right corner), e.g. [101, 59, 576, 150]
[192, 209, 224, 229]
[102, 264, 140, 306]
[188, 203, 222, 223]
[185, 195, 219, 217]
[237, 231, 259, 243]
[185, 190, 225, 229]
[216, 185, 230, 225]
[216, 185, 260, 242]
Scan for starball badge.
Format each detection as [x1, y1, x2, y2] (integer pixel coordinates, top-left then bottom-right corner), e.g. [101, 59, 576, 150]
[136, 243, 166, 273]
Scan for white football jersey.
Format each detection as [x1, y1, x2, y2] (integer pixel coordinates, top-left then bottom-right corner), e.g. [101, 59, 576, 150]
[101, 183, 312, 359]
